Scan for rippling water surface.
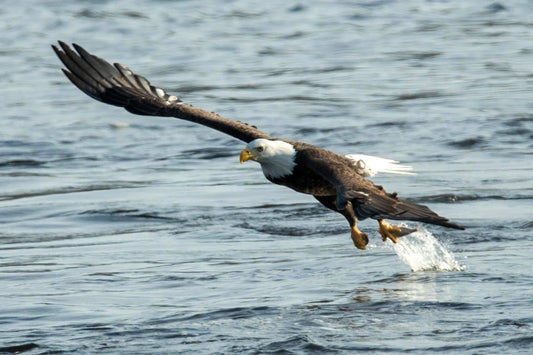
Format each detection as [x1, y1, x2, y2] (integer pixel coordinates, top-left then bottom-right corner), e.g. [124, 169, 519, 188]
[2, 0, 533, 353]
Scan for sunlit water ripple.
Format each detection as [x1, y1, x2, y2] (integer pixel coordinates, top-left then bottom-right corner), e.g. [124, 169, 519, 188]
[1, 0, 532, 353]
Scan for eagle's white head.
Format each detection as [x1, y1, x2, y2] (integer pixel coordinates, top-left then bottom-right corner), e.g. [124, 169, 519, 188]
[240, 138, 296, 179]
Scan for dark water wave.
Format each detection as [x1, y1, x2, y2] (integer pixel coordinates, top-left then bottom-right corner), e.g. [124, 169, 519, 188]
[178, 306, 276, 322]
[421, 335, 533, 354]
[0, 159, 45, 167]
[447, 137, 487, 149]
[74, 9, 146, 19]
[520, 221, 533, 228]
[79, 208, 177, 221]
[179, 147, 237, 160]
[237, 221, 332, 237]
[224, 95, 345, 103]
[409, 193, 533, 203]
[294, 126, 347, 135]
[258, 334, 331, 354]
[0, 183, 146, 201]
[388, 50, 442, 61]
[394, 90, 448, 101]
[365, 120, 414, 128]
[0, 343, 39, 354]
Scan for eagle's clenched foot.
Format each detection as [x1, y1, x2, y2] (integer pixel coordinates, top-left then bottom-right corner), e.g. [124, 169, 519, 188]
[351, 226, 369, 250]
[378, 220, 417, 244]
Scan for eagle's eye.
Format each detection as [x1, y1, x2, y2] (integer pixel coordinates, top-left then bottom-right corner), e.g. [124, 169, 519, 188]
[256, 146, 264, 153]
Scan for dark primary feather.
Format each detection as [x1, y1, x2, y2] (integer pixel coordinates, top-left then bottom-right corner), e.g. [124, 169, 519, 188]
[354, 192, 465, 229]
[52, 41, 271, 143]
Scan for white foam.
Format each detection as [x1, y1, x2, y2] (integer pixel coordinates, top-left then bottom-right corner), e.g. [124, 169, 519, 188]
[391, 227, 465, 272]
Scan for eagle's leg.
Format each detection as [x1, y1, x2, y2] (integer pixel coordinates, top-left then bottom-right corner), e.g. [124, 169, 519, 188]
[350, 221, 369, 250]
[346, 202, 369, 250]
[378, 219, 417, 243]
[314, 196, 368, 250]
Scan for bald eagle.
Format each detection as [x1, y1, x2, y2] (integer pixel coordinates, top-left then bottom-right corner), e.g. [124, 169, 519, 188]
[52, 41, 464, 250]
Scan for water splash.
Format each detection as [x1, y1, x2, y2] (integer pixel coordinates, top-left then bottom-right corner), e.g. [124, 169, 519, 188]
[392, 227, 465, 272]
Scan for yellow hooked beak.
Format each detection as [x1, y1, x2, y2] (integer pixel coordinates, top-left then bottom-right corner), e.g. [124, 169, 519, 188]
[239, 148, 256, 163]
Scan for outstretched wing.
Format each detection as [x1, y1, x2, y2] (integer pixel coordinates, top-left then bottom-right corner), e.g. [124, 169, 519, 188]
[52, 41, 271, 143]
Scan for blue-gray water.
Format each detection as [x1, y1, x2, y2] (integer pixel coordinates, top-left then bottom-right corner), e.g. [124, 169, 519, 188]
[2, 0, 533, 353]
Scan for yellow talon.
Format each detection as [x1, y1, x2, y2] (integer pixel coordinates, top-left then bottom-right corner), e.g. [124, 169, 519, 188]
[378, 220, 417, 244]
[351, 226, 369, 250]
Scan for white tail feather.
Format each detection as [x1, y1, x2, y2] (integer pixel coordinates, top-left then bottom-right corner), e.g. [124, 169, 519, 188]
[346, 154, 415, 178]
